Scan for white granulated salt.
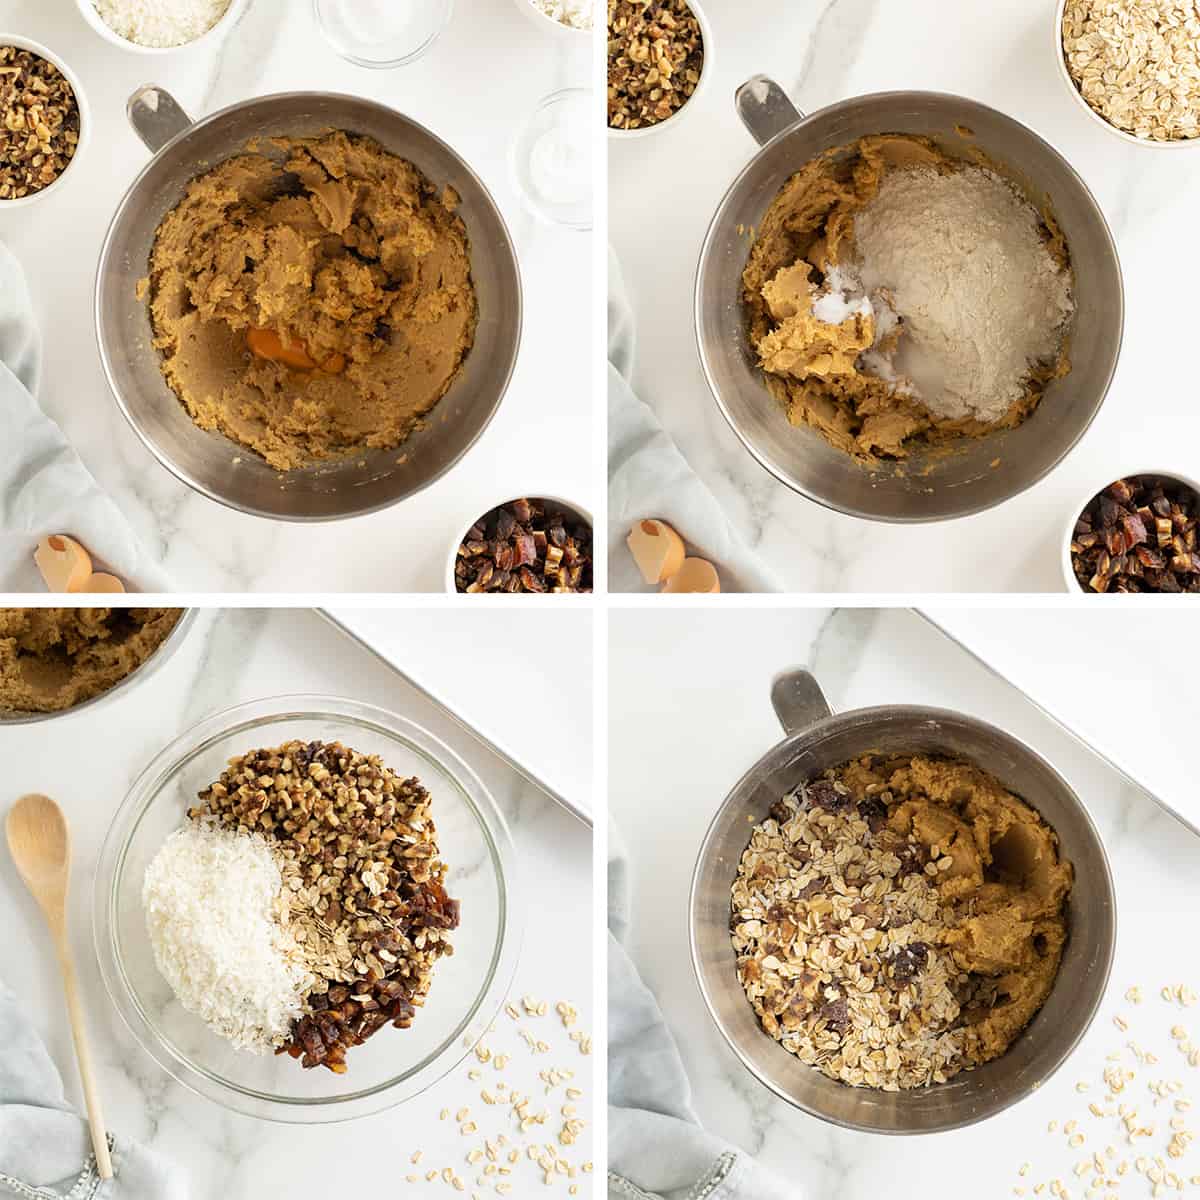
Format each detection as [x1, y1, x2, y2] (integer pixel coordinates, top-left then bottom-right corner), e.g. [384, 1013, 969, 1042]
[143, 821, 309, 1053]
[851, 165, 1075, 424]
[92, 0, 232, 48]
[529, 0, 594, 30]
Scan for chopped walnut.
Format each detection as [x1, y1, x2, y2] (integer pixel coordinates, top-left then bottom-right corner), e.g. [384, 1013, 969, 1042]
[0, 46, 80, 200]
[608, 0, 704, 131]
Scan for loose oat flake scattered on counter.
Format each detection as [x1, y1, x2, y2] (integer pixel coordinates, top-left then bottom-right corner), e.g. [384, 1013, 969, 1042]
[608, 0, 704, 130]
[0, 608, 180, 714]
[143, 131, 477, 471]
[731, 754, 1073, 1091]
[0, 46, 80, 201]
[743, 135, 1075, 463]
[1062, 0, 1200, 142]
[144, 739, 459, 1072]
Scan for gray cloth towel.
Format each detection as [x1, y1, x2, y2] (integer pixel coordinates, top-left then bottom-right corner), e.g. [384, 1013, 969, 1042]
[0, 241, 171, 593]
[608, 250, 783, 594]
[0, 979, 185, 1198]
[608, 839, 798, 1200]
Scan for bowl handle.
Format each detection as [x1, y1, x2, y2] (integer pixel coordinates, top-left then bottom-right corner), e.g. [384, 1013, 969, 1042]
[770, 668, 832, 735]
[126, 86, 194, 155]
[735, 75, 805, 148]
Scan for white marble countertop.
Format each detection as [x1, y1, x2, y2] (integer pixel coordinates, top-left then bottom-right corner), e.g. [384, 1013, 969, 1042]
[0, 608, 593, 1194]
[0, 0, 592, 592]
[609, 0, 1200, 593]
[610, 607, 1200, 1198]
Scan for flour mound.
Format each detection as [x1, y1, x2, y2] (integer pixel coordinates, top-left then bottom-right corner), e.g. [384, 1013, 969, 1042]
[852, 165, 1075, 424]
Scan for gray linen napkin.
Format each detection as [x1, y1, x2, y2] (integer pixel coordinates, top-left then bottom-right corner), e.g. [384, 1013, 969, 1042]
[608, 250, 784, 595]
[0, 979, 185, 1199]
[0, 240, 171, 593]
[608, 836, 798, 1200]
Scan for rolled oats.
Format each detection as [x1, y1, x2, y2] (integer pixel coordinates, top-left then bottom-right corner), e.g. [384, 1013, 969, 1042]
[607, 0, 704, 130]
[1062, 0, 1200, 142]
[0, 46, 80, 200]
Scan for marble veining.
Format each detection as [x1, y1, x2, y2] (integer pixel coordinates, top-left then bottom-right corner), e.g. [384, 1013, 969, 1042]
[0, 609, 593, 1193]
[610, 0, 1200, 592]
[609, 607, 1200, 1197]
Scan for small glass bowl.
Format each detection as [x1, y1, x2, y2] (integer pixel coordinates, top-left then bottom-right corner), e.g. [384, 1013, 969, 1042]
[511, 88, 593, 232]
[94, 694, 521, 1123]
[314, 0, 453, 68]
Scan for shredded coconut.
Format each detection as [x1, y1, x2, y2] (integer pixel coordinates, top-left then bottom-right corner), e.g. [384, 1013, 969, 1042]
[92, 0, 232, 48]
[143, 821, 310, 1053]
[851, 165, 1075, 424]
[529, 0, 594, 29]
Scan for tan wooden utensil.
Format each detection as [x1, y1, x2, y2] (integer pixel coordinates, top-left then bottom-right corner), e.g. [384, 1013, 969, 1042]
[6, 794, 114, 1180]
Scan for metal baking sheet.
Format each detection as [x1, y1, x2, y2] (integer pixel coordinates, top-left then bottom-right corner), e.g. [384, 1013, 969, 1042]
[919, 608, 1198, 836]
[320, 609, 592, 827]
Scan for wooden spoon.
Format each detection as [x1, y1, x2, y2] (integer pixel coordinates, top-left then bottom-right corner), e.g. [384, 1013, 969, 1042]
[6, 794, 114, 1180]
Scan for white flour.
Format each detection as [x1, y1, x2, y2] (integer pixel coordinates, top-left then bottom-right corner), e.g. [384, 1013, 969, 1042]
[143, 821, 308, 1053]
[850, 165, 1075, 423]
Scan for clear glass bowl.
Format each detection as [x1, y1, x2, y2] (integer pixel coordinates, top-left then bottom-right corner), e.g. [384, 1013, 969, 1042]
[313, 0, 453, 68]
[511, 88, 593, 232]
[94, 695, 521, 1123]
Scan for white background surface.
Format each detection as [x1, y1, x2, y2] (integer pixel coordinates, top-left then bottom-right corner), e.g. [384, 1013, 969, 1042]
[0, 0, 592, 592]
[0, 608, 594, 1195]
[609, 0, 1200, 593]
[610, 607, 1200, 1198]
[325, 606, 595, 817]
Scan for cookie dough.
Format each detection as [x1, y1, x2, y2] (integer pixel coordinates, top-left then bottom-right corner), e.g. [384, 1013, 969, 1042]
[0, 608, 182, 714]
[742, 135, 1072, 462]
[732, 753, 1073, 1089]
[145, 131, 477, 471]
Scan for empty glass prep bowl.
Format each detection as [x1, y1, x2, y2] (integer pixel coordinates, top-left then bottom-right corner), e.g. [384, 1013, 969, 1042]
[94, 695, 521, 1123]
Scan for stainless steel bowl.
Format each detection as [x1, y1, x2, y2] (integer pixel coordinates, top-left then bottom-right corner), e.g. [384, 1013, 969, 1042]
[96, 88, 522, 522]
[689, 668, 1115, 1134]
[695, 80, 1125, 523]
[0, 609, 195, 726]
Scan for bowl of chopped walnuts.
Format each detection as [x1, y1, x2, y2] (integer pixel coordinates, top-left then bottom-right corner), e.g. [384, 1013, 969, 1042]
[447, 495, 594, 593]
[1056, 0, 1200, 148]
[1062, 470, 1200, 593]
[0, 37, 89, 207]
[607, 0, 712, 137]
[95, 694, 522, 1122]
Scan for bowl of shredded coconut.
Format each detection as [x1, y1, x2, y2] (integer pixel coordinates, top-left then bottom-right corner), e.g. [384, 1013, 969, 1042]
[514, 0, 594, 36]
[95, 694, 521, 1122]
[76, 0, 246, 53]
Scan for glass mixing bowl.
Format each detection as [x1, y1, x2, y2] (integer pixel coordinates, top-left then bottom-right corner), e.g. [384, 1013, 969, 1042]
[94, 695, 521, 1123]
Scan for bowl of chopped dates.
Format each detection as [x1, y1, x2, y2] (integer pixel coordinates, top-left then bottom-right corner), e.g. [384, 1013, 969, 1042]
[0, 37, 89, 207]
[95, 694, 521, 1122]
[447, 495, 594, 593]
[690, 668, 1115, 1133]
[1062, 471, 1200, 593]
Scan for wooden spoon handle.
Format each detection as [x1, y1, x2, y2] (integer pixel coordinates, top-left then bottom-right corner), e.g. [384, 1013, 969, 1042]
[55, 937, 114, 1180]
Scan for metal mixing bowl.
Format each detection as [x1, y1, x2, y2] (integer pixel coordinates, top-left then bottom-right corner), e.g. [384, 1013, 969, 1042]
[689, 668, 1115, 1134]
[696, 80, 1125, 523]
[96, 88, 522, 522]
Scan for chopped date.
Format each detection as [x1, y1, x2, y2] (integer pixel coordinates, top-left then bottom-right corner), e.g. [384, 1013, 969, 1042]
[1071, 476, 1199, 593]
[456, 498, 593, 594]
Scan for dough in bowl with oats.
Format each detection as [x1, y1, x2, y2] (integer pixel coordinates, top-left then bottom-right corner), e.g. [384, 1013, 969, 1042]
[731, 754, 1072, 1091]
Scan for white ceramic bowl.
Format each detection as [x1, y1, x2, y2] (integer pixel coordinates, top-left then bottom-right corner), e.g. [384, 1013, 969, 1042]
[607, 0, 713, 140]
[1061, 468, 1200, 592]
[0, 35, 90, 209]
[1053, 0, 1200, 151]
[445, 494, 594, 593]
[74, 0, 247, 54]
[511, 0, 593, 39]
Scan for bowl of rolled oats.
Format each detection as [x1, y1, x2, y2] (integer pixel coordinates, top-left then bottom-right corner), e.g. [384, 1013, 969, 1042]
[607, 0, 712, 137]
[1057, 0, 1200, 147]
[690, 668, 1115, 1133]
[95, 694, 522, 1122]
[0, 36, 88, 207]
